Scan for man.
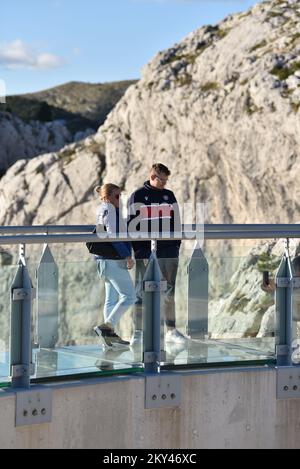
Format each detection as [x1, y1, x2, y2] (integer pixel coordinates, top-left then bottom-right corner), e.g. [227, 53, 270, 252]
[128, 163, 188, 345]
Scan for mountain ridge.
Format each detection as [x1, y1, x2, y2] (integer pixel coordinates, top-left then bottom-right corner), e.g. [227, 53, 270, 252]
[3, 80, 138, 127]
[0, 79, 136, 174]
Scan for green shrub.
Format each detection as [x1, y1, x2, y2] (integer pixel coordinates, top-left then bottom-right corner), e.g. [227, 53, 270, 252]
[256, 253, 281, 273]
[244, 93, 262, 115]
[201, 82, 219, 92]
[215, 28, 229, 39]
[291, 102, 300, 113]
[249, 40, 267, 53]
[177, 74, 193, 87]
[289, 32, 300, 46]
[270, 61, 300, 81]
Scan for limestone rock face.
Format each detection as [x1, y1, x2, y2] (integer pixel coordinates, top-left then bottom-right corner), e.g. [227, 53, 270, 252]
[0, 136, 104, 225]
[0, 80, 136, 174]
[0, 111, 94, 174]
[97, 0, 300, 225]
[1, 0, 300, 344]
[2, 0, 300, 226]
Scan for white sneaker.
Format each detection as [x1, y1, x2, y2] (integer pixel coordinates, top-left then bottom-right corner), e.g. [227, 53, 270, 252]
[130, 330, 143, 347]
[165, 328, 189, 344]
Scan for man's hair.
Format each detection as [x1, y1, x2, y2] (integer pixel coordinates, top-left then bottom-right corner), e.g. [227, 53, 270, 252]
[151, 163, 171, 176]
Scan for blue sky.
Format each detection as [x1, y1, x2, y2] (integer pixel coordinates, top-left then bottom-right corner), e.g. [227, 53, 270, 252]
[1, 0, 258, 96]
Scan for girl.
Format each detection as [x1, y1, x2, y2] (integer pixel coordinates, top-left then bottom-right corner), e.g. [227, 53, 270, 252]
[93, 184, 136, 348]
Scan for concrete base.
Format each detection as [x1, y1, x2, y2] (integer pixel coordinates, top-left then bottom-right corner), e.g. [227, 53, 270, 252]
[1, 367, 300, 449]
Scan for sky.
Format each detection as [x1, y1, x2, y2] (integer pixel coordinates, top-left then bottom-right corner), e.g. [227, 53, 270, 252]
[0, 0, 259, 96]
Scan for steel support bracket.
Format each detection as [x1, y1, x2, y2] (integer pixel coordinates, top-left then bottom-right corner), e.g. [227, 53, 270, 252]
[144, 350, 166, 364]
[276, 366, 300, 399]
[11, 363, 35, 379]
[292, 278, 300, 288]
[276, 345, 290, 357]
[143, 281, 168, 292]
[144, 351, 157, 364]
[276, 278, 300, 288]
[145, 373, 181, 409]
[276, 278, 290, 288]
[12, 288, 36, 301]
[15, 388, 52, 426]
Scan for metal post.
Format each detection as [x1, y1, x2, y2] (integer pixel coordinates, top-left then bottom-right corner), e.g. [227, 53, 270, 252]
[142, 251, 166, 374]
[36, 244, 59, 349]
[286, 253, 295, 366]
[275, 250, 295, 366]
[10, 253, 35, 388]
[187, 242, 209, 339]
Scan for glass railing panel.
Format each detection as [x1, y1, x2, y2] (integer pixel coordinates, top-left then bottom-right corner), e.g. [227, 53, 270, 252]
[157, 245, 279, 368]
[0, 245, 20, 386]
[29, 250, 142, 379]
[290, 257, 300, 364]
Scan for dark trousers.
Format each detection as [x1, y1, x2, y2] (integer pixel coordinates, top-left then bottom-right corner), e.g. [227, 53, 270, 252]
[134, 257, 179, 330]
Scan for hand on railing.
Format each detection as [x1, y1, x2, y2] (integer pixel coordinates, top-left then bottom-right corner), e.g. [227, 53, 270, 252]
[261, 272, 275, 293]
[126, 257, 135, 270]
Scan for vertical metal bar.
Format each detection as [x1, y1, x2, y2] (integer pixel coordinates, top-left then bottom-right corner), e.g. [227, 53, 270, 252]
[10, 261, 23, 379]
[275, 254, 288, 365]
[10, 254, 34, 388]
[143, 251, 164, 374]
[187, 242, 209, 339]
[286, 254, 294, 366]
[275, 250, 295, 366]
[36, 244, 59, 349]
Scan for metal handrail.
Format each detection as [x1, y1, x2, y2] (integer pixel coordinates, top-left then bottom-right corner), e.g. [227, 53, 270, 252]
[0, 225, 300, 244]
[0, 223, 300, 235]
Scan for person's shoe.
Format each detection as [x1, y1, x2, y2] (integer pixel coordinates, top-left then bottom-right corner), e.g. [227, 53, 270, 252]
[130, 330, 143, 347]
[94, 324, 129, 348]
[109, 331, 130, 346]
[165, 328, 189, 344]
[93, 324, 114, 349]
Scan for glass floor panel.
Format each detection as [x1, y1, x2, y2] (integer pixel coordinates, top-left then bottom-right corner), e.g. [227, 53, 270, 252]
[0, 338, 275, 385]
[163, 337, 275, 367]
[0, 351, 9, 384]
[34, 345, 143, 379]
[0, 345, 143, 384]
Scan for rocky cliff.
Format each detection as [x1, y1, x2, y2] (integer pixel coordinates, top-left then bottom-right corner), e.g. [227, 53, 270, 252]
[0, 111, 94, 175]
[1, 0, 300, 226]
[0, 80, 135, 174]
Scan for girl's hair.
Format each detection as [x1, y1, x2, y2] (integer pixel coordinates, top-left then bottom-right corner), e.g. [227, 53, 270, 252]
[94, 183, 120, 201]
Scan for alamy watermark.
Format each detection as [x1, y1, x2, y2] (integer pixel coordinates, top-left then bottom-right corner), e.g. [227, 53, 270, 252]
[95, 194, 206, 248]
[0, 79, 6, 104]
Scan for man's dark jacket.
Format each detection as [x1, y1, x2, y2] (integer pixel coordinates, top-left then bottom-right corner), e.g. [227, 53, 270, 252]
[128, 180, 181, 259]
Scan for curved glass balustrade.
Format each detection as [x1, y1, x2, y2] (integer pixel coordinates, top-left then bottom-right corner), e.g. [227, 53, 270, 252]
[0, 226, 299, 387]
[139, 249, 278, 369]
[29, 253, 142, 380]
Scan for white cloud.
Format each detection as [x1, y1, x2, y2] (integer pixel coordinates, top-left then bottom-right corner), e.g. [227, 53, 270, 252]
[0, 40, 65, 70]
